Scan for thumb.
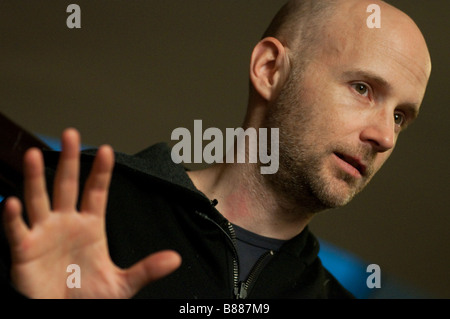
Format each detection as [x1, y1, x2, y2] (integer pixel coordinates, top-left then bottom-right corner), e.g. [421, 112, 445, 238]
[124, 250, 182, 296]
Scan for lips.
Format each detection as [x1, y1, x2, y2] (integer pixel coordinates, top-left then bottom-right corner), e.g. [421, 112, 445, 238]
[334, 152, 367, 177]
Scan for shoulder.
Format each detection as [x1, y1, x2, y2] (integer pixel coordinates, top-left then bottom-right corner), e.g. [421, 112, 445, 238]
[321, 266, 356, 299]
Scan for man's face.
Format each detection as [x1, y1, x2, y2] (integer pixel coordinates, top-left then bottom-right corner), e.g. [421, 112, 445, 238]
[264, 3, 431, 211]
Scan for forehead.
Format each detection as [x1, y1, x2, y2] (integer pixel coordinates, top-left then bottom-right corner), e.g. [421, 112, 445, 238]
[325, 2, 430, 74]
[311, 4, 431, 103]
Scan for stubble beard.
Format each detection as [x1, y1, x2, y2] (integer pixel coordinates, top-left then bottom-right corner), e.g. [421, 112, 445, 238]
[262, 67, 371, 214]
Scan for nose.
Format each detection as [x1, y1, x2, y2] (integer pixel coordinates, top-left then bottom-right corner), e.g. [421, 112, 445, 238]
[360, 110, 396, 153]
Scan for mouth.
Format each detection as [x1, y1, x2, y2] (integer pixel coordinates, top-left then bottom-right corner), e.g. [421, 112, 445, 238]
[334, 152, 367, 177]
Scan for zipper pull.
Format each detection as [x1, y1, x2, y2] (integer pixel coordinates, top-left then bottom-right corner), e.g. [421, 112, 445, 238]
[237, 282, 248, 299]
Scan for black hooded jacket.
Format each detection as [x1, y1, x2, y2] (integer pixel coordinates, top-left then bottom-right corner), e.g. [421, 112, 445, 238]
[0, 143, 353, 299]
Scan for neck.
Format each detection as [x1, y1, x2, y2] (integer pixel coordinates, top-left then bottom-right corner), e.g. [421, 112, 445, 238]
[187, 161, 314, 240]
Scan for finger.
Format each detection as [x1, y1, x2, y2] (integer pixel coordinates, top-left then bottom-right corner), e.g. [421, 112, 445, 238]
[80, 145, 115, 215]
[52, 128, 81, 212]
[23, 148, 51, 224]
[124, 250, 182, 297]
[2, 197, 30, 247]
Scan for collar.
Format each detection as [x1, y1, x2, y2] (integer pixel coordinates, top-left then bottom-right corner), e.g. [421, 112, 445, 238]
[43, 143, 319, 263]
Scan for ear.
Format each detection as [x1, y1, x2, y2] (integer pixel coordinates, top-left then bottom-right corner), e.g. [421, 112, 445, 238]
[249, 37, 290, 101]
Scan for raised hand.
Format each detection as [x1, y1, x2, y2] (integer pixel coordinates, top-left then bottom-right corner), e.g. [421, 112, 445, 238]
[2, 129, 181, 298]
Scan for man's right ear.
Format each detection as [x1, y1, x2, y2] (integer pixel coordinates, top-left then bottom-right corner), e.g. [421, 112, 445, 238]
[249, 37, 291, 102]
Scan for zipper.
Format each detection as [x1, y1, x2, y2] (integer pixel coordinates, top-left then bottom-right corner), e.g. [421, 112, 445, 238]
[236, 249, 274, 299]
[195, 209, 275, 299]
[194, 210, 241, 298]
[226, 221, 241, 298]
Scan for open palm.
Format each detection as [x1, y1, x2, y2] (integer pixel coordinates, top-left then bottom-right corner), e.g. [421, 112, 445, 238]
[2, 129, 181, 298]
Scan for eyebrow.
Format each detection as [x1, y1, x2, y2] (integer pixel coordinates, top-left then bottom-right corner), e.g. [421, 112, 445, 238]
[342, 69, 421, 123]
[342, 69, 392, 91]
[400, 103, 420, 129]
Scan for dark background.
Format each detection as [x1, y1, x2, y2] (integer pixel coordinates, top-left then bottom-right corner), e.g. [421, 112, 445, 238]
[1, 1, 449, 298]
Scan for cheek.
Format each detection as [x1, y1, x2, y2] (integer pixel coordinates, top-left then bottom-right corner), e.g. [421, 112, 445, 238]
[281, 73, 362, 144]
[315, 95, 361, 139]
[327, 88, 377, 139]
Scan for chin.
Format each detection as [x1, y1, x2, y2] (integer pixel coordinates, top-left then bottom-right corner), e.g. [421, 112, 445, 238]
[317, 191, 355, 209]
[310, 175, 361, 209]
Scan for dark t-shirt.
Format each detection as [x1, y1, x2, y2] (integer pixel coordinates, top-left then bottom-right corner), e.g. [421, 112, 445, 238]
[233, 224, 286, 281]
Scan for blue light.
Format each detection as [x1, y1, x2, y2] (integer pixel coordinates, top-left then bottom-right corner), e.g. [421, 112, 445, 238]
[318, 239, 373, 299]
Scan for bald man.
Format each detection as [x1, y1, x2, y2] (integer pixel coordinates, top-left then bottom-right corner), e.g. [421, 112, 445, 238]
[1, 0, 431, 299]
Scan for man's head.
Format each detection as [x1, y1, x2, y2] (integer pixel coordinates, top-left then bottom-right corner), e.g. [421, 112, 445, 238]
[246, 0, 431, 212]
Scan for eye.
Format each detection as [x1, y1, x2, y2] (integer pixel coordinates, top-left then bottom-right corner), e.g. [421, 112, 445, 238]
[394, 112, 405, 127]
[351, 83, 370, 97]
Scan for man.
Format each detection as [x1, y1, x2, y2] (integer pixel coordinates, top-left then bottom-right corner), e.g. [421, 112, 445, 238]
[1, 0, 431, 298]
